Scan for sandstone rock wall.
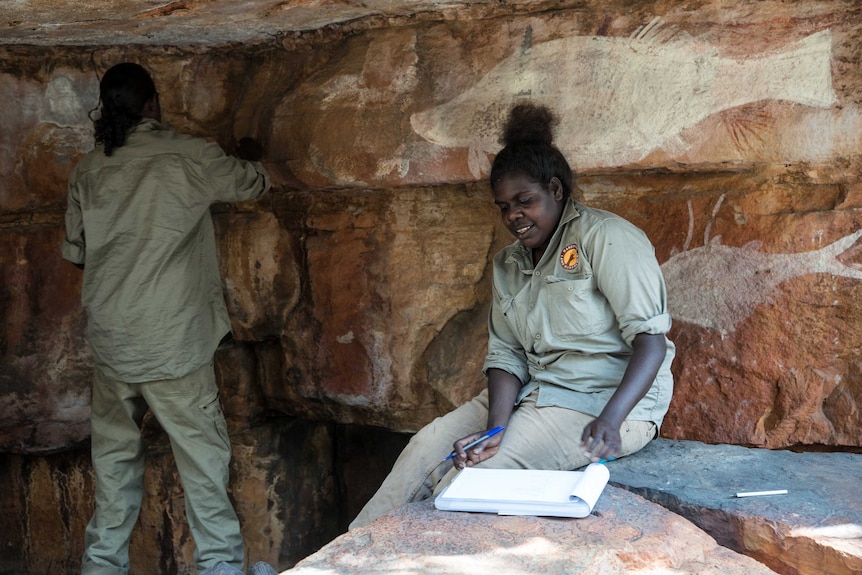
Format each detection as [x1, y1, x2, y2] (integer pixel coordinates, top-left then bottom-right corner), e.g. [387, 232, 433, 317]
[4, 2, 862, 455]
[2, 2, 862, 572]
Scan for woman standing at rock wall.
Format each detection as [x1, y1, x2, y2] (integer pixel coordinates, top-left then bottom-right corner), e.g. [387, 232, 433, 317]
[350, 102, 675, 529]
[61, 62, 275, 575]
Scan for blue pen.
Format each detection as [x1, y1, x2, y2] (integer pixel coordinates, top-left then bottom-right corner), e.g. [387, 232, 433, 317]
[444, 426, 505, 461]
[597, 457, 616, 464]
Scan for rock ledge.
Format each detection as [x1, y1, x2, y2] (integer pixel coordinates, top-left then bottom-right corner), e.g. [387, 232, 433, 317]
[284, 439, 862, 575]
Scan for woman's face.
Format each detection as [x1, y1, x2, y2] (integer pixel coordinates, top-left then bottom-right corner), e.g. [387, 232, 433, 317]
[493, 172, 565, 262]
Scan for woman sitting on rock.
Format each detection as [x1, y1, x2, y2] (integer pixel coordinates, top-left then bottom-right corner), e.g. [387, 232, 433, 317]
[350, 102, 675, 529]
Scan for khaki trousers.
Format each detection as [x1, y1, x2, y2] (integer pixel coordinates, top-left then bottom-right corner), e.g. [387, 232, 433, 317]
[81, 362, 244, 575]
[349, 388, 655, 530]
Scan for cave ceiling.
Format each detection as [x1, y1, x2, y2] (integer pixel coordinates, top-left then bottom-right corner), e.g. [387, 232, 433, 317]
[1, 0, 572, 47]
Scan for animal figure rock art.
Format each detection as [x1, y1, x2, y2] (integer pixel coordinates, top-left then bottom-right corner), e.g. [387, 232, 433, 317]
[412, 19, 836, 175]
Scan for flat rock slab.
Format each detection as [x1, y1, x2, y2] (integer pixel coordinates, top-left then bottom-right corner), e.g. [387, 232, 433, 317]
[607, 439, 862, 575]
[283, 488, 779, 575]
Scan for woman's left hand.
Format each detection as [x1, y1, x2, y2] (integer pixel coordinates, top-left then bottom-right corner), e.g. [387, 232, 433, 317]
[580, 333, 667, 462]
[580, 416, 622, 462]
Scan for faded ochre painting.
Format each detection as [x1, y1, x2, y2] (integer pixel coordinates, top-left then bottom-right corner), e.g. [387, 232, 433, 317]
[411, 19, 836, 173]
[661, 194, 862, 334]
[410, 18, 862, 334]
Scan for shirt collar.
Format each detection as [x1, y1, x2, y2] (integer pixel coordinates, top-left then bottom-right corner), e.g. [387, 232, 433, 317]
[131, 118, 163, 133]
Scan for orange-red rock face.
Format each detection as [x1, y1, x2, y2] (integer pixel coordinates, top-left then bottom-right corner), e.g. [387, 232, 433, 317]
[2, 1, 862, 571]
[4, 5, 862, 454]
[592, 171, 862, 448]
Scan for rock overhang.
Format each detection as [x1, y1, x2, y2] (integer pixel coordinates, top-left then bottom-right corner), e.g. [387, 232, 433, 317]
[0, 0, 563, 47]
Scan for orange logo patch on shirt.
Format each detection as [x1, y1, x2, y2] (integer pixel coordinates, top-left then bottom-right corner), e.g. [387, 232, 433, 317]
[560, 243, 579, 270]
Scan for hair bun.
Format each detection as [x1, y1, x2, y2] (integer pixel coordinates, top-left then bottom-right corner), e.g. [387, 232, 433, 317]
[500, 102, 557, 147]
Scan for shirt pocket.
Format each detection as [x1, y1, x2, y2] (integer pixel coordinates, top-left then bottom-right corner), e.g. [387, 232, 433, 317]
[544, 277, 611, 339]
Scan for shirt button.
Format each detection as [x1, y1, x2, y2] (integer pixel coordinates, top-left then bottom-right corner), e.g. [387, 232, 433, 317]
[568, 286, 574, 291]
[535, 333, 541, 340]
[534, 271, 541, 276]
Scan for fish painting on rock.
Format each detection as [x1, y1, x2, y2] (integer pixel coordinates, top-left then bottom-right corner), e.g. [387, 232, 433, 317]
[662, 230, 862, 334]
[411, 19, 837, 174]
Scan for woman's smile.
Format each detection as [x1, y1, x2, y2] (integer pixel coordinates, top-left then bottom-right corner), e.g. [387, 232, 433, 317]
[515, 223, 533, 236]
[493, 173, 565, 261]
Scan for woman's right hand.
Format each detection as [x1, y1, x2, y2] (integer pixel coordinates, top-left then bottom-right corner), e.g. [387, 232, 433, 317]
[450, 429, 505, 470]
[450, 368, 520, 469]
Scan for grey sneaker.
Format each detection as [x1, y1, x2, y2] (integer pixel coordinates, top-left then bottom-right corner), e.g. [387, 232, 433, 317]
[199, 561, 245, 575]
[248, 562, 278, 575]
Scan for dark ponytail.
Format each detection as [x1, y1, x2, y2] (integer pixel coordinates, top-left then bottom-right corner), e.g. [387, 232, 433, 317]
[93, 63, 156, 156]
[489, 103, 573, 199]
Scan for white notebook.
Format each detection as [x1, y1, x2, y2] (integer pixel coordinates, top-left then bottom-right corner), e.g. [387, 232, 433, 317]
[434, 463, 610, 518]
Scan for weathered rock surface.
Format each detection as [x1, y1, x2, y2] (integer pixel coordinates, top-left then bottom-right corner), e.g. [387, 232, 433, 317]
[284, 494, 781, 575]
[4, 1, 862, 455]
[0, 1, 575, 47]
[0, 222, 91, 453]
[284, 439, 862, 575]
[0, 342, 404, 574]
[3, 2, 862, 574]
[608, 439, 862, 575]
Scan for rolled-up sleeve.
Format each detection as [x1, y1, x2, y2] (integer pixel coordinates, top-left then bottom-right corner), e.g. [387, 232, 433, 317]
[587, 218, 671, 346]
[482, 287, 530, 384]
[61, 178, 86, 265]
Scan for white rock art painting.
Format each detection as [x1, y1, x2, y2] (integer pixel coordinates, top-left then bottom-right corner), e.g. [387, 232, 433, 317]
[662, 196, 862, 334]
[411, 19, 836, 175]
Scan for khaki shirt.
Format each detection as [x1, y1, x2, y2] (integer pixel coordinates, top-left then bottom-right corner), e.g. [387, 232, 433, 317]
[483, 200, 675, 427]
[62, 119, 270, 382]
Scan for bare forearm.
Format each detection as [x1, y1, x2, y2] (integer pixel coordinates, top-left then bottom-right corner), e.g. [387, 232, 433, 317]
[486, 368, 521, 428]
[581, 333, 667, 459]
[597, 332, 666, 427]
